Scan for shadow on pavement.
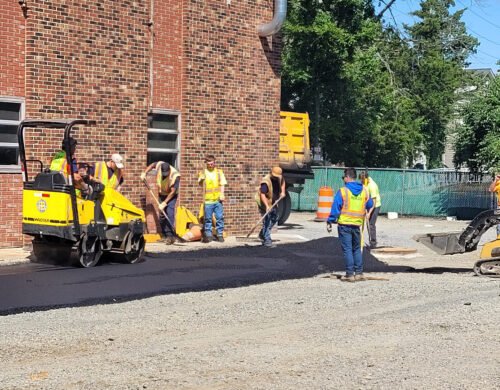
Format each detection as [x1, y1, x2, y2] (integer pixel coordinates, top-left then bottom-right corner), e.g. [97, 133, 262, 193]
[0, 232, 475, 315]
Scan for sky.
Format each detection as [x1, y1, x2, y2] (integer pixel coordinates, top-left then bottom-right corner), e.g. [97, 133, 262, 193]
[376, 0, 500, 73]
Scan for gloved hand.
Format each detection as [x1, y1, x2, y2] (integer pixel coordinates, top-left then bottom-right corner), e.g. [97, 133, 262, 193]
[140, 172, 147, 181]
[159, 201, 167, 211]
[219, 194, 225, 202]
[199, 173, 206, 181]
[326, 222, 333, 233]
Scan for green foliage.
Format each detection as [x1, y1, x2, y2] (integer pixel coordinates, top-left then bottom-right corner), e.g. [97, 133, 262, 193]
[281, 0, 479, 169]
[454, 79, 500, 172]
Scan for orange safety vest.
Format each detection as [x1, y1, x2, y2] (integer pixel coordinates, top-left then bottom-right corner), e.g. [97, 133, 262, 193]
[337, 187, 369, 226]
[255, 174, 284, 210]
[94, 161, 123, 190]
[155, 161, 181, 196]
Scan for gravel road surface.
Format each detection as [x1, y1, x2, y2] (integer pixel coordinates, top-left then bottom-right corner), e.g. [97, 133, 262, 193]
[1, 213, 499, 389]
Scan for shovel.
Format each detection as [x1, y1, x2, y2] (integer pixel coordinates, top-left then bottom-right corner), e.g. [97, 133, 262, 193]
[236, 195, 284, 242]
[142, 179, 186, 243]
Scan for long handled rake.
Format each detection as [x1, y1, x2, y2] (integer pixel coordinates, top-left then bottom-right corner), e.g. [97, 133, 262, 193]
[236, 196, 284, 242]
[142, 179, 186, 243]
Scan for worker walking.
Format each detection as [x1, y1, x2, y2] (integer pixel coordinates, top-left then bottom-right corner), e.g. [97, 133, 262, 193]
[256, 166, 286, 248]
[327, 167, 373, 282]
[198, 155, 227, 243]
[359, 170, 381, 248]
[93, 154, 125, 192]
[141, 161, 180, 245]
[489, 171, 500, 237]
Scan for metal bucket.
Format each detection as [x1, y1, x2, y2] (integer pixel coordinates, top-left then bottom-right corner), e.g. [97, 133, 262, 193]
[414, 232, 465, 255]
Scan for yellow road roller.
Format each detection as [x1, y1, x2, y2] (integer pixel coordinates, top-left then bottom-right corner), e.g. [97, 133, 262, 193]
[18, 119, 146, 267]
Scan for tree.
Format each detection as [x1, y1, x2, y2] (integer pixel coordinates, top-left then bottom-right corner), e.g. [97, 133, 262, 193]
[405, 0, 478, 168]
[454, 78, 500, 173]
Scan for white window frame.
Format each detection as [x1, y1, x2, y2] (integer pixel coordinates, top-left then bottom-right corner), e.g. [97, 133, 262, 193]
[147, 109, 181, 168]
[0, 96, 24, 173]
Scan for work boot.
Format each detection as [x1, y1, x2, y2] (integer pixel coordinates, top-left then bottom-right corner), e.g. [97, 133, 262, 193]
[258, 230, 264, 242]
[263, 241, 275, 248]
[202, 236, 211, 243]
[354, 274, 366, 282]
[340, 275, 355, 282]
[216, 236, 225, 243]
[165, 237, 175, 245]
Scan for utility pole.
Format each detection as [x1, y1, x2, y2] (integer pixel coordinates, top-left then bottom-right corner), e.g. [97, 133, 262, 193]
[377, 0, 398, 19]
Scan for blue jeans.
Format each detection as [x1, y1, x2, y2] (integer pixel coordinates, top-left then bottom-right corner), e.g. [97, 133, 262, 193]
[338, 224, 363, 276]
[159, 195, 176, 238]
[259, 208, 278, 246]
[204, 201, 224, 238]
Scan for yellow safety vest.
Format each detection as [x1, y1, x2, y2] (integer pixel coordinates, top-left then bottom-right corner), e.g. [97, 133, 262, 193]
[200, 168, 223, 202]
[50, 151, 69, 179]
[338, 187, 369, 226]
[94, 161, 123, 190]
[155, 161, 181, 196]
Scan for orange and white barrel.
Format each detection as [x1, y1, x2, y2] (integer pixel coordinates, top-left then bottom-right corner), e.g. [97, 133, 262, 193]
[314, 186, 334, 221]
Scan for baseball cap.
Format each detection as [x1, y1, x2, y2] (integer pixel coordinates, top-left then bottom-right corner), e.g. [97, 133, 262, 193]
[271, 166, 282, 178]
[161, 162, 170, 177]
[111, 153, 124, 169]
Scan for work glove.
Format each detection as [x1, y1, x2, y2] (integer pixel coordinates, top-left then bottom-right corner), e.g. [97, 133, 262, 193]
[199, 173, 206, 181]
[159, 201, 167, 211]
[219, 194, 225, 202]
[326, 222, 333, 233]
[140, 172, 147, 181]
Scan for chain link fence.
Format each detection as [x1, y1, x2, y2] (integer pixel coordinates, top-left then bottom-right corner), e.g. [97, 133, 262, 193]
[290, 167, 496, 220]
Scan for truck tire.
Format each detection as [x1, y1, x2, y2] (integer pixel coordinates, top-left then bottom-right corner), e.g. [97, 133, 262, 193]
[277, 191, 292, 225]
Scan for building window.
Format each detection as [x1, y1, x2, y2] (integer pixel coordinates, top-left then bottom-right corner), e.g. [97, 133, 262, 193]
[0, 98, 24, 168]
[147, 111, 180, 167]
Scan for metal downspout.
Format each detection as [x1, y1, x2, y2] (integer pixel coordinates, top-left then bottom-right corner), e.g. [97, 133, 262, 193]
[258, 0, 287, 37]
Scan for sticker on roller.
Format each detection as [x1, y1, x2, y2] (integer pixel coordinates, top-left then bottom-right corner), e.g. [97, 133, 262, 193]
[36, 199, 47, 213]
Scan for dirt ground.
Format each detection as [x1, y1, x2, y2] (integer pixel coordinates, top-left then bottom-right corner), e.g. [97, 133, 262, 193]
[0, 213, 499, 389]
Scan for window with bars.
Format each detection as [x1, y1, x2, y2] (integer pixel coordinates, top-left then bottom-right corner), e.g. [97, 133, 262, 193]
[0, 98, 24, 168]
[147, 111, 180, 168]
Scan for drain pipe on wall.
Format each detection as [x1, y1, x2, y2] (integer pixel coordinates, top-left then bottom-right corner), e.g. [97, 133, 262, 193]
[257, 0, 287, 37]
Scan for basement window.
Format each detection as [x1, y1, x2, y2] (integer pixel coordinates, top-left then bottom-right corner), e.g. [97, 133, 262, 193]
[0, 98, 24, 171]
[147, 111, 180, 168]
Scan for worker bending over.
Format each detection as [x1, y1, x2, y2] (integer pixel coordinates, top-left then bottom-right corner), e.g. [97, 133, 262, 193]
[256, 166, 286, 248]
[142, 161, 180, 245]
[93, 153, 125, 192]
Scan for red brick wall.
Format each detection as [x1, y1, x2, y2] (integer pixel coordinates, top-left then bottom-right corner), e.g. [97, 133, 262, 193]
[0, 0, 282, 246]
[179, 0, 282, 234]
[24, 0, 150, 206]
[0, 0, 25, 97]
[152, 0, 183, 111]
[0, 175, 23, 248]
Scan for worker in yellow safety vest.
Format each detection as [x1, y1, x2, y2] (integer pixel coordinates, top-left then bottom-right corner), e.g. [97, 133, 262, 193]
[327, 167, 373, 282]
[359, 170, 382, 248]
[489, 171, 500, 237]
[49, 137, 87, 196]
[198, 155, 227, 243]
[141, 161, 181, 245]
[93, 153, 124, 192]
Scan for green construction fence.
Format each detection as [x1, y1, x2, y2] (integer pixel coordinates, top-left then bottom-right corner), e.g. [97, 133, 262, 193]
[290, 167, 496, 220]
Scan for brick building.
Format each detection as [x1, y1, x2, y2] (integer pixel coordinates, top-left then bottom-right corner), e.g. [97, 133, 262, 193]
[0, 0, 281, 248]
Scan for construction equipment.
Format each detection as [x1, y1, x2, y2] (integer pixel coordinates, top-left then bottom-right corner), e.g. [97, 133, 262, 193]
[18, 119, 146, 267]
[415, 209, 500, 276]
[278, 111, 314, 225]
